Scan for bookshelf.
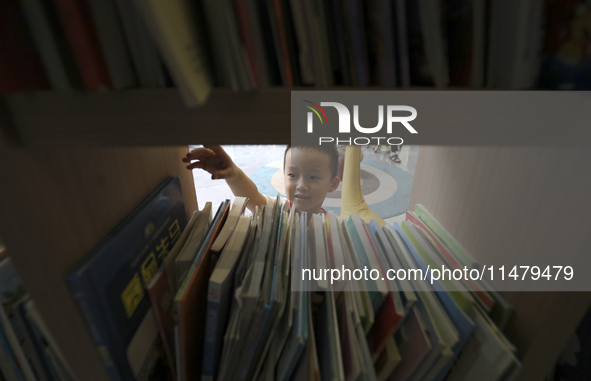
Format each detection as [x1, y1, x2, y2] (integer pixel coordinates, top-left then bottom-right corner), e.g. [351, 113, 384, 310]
[0, 90, 590, 381]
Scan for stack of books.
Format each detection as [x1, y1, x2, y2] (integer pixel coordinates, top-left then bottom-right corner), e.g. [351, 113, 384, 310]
[0, 246, 76, 381]
[67, 176, 520, 381]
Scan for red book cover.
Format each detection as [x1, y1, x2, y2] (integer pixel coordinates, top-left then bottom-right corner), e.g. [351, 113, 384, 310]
[234, 0, 259, 87]
[177, 202, 229, 381]
[0, 0, 50, 93]
[51, 0, 112, 90]
[272, 0, 293, 86]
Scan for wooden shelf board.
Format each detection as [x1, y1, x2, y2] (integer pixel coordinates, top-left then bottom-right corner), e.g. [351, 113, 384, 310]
[4, 88, 591, 147]
[1, 88, 291, 146]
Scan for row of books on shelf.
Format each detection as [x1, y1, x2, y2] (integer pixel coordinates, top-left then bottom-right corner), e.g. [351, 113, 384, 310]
[0, 245, 75, 381]
[66, 176, 519, 381]
[4, 0, 588, 105]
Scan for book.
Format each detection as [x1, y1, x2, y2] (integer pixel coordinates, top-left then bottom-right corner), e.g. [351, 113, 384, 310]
[21, 300, 76, 381]
[243, 0, 271, 86]
[487, 0, 543, 89]
[417, 0, 449, 88]
[394, 0, 410, 87]
[0, 319, 21, 381]
[370, 219, 417, 311]
[134, 0, 213, 106]
[0, 0, 50, 94]
[174, 200, 229, 381]
[374, 336, 401, 381]
[271, 0, 294, 86]
[145, 267, 176, 380]
[234, 0, 260, 87]
[446, 0, 486, 88]
[387, 308, 431, 381]
[162, 209, 199, 297]
[405, 211, 494, 312]
[401, 221, 475, 312]
[174, 202, 212, 286]
[17, 0, 82, 90]
[315, 290, 345, 381]
[51, 0, 113, 90]
[217, 200, 278, 381]
[210, 197, 248, 253]
[234, 201, 286, 381]
[67, 176, 187, 381]
[341, 0, 369, 87]
[0, 303, 32, 381]
[16, 298, 59, 381]
[87, 0, 137, 89]
[112, 0, 166, 87]
[277, 212, 308, 380]
[414, 204, 478, 269]
[346, 215, 388, 313]
[202, 215, 251, 381]
[365, 0, 397, 87]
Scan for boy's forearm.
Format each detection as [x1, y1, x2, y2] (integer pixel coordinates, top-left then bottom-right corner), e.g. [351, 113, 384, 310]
[225, 167, 267, 212]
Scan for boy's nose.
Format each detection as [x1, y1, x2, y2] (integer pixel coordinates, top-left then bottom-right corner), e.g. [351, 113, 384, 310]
[296, 178, 308, 191]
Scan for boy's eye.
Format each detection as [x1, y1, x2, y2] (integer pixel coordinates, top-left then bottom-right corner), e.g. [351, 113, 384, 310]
[287, 173, 296, 178]
[310, 176, 320, 180]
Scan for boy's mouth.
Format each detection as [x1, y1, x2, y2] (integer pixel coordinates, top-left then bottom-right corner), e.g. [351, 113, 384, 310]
[294, 194, 309, 201]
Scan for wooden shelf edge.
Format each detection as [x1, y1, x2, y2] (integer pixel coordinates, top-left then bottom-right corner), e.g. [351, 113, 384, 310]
[4, 88, 591, 147]
[1, 88, 292, 147]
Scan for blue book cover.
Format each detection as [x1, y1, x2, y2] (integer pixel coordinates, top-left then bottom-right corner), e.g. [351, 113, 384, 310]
[67, 176, 187, 381]
[202, 295, 220, 381]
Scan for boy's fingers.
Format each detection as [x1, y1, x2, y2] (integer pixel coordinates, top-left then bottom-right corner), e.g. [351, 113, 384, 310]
[185, 161, 206, 170]
[184, 147, 215, 161]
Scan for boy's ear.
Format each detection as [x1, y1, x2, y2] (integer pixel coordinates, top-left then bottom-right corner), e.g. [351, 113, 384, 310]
[329, 176, 340, 192]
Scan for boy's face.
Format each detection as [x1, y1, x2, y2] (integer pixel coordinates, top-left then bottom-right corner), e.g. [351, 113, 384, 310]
[284, 148, 340, 215]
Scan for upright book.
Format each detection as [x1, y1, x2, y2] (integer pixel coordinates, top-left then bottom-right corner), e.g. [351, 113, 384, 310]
[67, 176, 188, 381]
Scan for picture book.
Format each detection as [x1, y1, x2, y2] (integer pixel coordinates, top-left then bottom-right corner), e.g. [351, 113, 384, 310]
[67, 176, 187, 381]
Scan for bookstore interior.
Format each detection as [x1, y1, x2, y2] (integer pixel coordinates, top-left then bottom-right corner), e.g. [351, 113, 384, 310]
[1, 0, 591, 381]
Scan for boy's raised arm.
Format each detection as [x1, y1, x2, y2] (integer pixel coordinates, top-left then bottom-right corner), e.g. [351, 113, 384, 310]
[183, 145, 267, 212]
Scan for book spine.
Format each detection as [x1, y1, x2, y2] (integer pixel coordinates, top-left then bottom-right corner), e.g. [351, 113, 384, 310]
[0, 322, 23, 381]
[0, 0, 50, 93]
[17, 0, 73, 90]
[16, 302, 56, 381]
[0, 303, 36, 381]
[202, 282, 221, 381]
[51, 0, 113, 90]
[234, 0, 260, 87]
[86, 0, 137, 89]
[67, 277, 124, 381]
[111, 0, 165, 87]
[237, 306, 271, 381]
[346, 219, 385, 312]
[271, 0, 293, 86]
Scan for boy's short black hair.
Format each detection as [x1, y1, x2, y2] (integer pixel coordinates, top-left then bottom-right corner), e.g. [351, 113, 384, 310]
[283, 144, 339, 179]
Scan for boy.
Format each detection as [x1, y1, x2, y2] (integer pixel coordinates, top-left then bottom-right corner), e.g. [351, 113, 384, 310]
[182, 145, 340, 219]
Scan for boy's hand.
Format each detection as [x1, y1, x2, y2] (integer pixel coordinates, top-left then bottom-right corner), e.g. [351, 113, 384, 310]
[182, 145, 238, 180]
